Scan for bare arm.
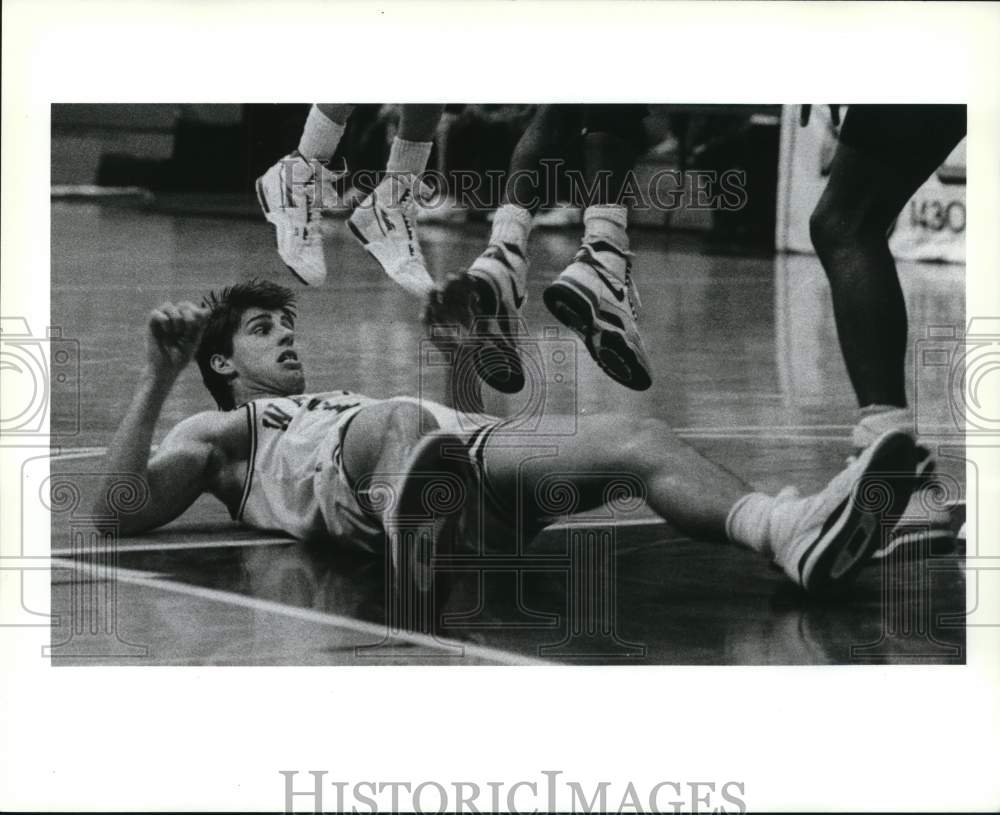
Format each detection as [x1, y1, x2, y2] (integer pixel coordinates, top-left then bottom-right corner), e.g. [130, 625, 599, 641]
[92, 301, 213, 535]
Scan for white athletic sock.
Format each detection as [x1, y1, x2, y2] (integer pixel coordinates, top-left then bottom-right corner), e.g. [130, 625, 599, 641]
[386, 137, 434, 176]
[852, 405, 913, 450]
[583, 204, 629, 256]
[725, 492, 777, 556]
[489, 204, 533, 252]
[297, 105, 347, 162]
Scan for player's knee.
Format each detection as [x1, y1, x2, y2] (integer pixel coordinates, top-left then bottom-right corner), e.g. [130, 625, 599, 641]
[809, 200, 845, 257]
[811, 192, 889, 259]
[381, 400, 438, 440]
[344, 401, 439, 477]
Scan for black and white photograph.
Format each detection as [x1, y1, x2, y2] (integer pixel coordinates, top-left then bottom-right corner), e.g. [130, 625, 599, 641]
[2, 2, 998, 812]
[44, 101, 968, 666]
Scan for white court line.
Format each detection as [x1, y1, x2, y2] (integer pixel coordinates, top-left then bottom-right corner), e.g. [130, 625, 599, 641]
[546, 516, 665, 531]
[51, 556, 551, 666]
[50, 447, 109, 461]
[676, 424, 853, 433]
[52, 520, 669, 558]
[51, 536, 293, 556]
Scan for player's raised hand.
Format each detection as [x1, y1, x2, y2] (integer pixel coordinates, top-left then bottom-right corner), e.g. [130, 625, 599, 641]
[146, 301, 210, 378]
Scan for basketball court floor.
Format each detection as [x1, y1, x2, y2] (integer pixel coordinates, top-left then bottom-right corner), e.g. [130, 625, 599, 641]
[46, 200, 967, 665]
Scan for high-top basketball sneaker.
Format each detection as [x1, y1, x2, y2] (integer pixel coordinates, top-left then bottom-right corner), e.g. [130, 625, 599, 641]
[347, 173, 435, 298]
[543, 239, 652, 391]
[767, 430, 918, 592]
[465, 241, 530, 394]
[256, 152, 343, 286]
[849, 412, 962, 561]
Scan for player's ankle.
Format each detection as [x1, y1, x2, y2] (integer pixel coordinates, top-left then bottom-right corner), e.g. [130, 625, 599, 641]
[386, 137, 434, 176]
[297, 105, 347, 162]
[582, 204, 629, 253]
[725, 492, 776, 556]
[851, 405, 912, 451]
[489, 204, 532, 250]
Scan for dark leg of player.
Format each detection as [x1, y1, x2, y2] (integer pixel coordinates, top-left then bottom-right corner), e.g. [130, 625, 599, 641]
[397, 104, 446, 143]
[580, 105, 644, 207]
[809, 105, 966, 412]
[809, 104, 967, 554]
[809, 146, 922, 409]
[503, 104, 582, 211]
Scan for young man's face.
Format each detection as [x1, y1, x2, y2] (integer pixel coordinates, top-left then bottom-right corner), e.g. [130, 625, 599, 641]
[225, 307, 306, 398]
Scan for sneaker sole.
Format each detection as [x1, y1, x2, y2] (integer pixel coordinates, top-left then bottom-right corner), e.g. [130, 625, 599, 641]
[873, 499, 965, 560]
[468, 275, 525, 394]
[798, 431, 917, 593]
[542, 280, 652, 391]
[388, 434, 472, 608]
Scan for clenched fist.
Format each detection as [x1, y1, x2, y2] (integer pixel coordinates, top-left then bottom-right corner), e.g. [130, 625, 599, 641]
[146, 301, 210, 379]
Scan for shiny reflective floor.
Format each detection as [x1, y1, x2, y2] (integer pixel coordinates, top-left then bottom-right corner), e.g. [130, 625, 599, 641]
[48, 200, 966, 665]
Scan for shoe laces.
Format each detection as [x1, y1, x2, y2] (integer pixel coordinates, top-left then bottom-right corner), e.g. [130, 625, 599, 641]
[294, 153, 344, 210]
[576, 240, 641, 319]
[303, 204, 323, 242]
[624, 261, 641, 319]
[388, 179, 427, 263]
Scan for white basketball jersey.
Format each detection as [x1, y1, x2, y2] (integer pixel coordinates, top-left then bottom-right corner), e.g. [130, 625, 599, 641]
[234, 390, 479, 541]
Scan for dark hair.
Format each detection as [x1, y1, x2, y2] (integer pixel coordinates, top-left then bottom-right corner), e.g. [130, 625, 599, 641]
[196, 278, 297, 410]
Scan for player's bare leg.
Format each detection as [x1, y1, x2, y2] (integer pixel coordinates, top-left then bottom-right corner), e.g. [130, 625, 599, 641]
[480, 415, 918, 592]
[340, 400, 472, 614]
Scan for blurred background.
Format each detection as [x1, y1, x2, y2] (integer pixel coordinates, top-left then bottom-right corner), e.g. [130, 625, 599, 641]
[51, 102, 966, 262]
[51, 103, 788, 250]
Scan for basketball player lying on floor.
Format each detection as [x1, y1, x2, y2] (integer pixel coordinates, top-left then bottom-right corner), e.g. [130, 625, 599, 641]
[95, 278, 919, 595]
